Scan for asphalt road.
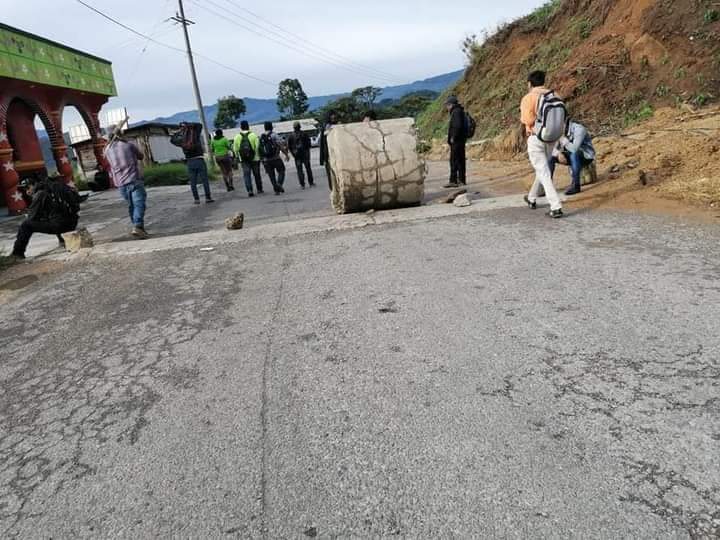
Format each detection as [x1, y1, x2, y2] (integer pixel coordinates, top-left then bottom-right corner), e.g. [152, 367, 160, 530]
[0, 151, 490, 259]
[1, 204, 719, 538]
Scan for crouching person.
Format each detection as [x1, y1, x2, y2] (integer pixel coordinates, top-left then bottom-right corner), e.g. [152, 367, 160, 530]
[11, 176, 79, 259]
[549, 119, 596, 196]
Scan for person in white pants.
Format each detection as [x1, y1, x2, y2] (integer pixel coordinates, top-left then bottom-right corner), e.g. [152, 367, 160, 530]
[520, 70, 563, 218]
[527, 135, 562, 212]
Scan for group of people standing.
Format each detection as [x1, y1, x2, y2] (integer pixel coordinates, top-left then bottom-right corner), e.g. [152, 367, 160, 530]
[443, 69, 596, 219]
[97, 119, 328, 241]
[10, 76, 596, 257]
[208, 120, 317, 198]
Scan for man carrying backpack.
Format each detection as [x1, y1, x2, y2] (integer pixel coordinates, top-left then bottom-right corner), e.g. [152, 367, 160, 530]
[233, 120, 264, 197]
[549, 119, 596, 196]
[260, 121, 290, 196]
[173, 122, 214, 205]
[444, 96, 469, 188]
[521, 70, 564, 219]
[11, 176, 79, 259]
[104, 124, 149, 239]
[288, 121, 315, 189]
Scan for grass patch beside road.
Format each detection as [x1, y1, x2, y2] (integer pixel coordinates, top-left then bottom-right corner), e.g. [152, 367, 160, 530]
[143, 162, 218, 188]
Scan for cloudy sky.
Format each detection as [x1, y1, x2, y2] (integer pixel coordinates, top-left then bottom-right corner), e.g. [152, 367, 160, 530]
[7, 0, 546, 123]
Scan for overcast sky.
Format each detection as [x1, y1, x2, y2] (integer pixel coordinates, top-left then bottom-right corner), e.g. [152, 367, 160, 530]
[7, 0, 546, 124]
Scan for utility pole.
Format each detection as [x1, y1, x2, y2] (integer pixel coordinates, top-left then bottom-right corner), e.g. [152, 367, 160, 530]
[173, 0, 210, 155]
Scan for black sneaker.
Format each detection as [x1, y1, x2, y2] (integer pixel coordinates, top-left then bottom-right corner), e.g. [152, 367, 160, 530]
[206, 198, 215, 204]
[523, 195, 537, 210]
[309, 183, 316, 188]
[248, 192, 255, 198]
[565, 188, 581, 196]
[549, 209, 564, 219]
[279, 186, 285, 193]
[443, 182, 459, 189]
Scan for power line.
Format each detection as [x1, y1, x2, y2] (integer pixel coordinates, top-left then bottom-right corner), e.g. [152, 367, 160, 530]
[189, 0, 401, 85]
[127, 0, 175, 82]
[74, 0, 276, 87]
[100, 25, 176, 56]
[223, 0, 401, 83]
[194, 0, 401, 84]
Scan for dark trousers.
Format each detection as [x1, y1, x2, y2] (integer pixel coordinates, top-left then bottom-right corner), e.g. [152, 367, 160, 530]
[324, 162, 334, 191]
[241, 161, 264, 194]
[13, 217, 77, 257]
[449, 142, 467, 184]
[295, 155, 314, 187]
[215, 156, 234, 190]
[263, 159, 286, 192]
[187, 158, 212, 201]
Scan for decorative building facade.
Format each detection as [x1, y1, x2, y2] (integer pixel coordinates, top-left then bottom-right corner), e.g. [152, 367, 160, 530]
[0, 23, 116, 214]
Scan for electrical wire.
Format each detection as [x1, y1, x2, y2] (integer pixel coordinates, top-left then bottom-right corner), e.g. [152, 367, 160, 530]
[74, 0, 277, 87]
[190, 0, 401, 85]
[223, 0, 401, 82]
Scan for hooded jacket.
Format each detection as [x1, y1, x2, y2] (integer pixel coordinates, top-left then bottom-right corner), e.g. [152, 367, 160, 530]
[448, 104, 467, 145]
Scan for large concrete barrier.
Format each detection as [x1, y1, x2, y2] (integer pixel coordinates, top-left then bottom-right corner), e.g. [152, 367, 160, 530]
[327, 118, 426, 214]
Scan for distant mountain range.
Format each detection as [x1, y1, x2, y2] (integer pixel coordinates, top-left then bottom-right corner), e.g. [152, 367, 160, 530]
[140, 69, 464, 126]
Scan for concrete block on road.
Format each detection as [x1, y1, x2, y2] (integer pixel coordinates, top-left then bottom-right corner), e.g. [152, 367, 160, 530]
[327, 118, 425, 214]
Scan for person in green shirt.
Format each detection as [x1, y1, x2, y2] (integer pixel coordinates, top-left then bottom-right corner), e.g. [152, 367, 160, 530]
[211, 129, 234, 192]
[233, 121, 264, 197]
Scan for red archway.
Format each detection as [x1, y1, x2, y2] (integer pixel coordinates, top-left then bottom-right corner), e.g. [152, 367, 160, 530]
[0, 22, 116, 214]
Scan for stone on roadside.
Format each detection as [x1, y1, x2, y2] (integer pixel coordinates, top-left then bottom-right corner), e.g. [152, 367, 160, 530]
[62, 228, 94, 252]
[225, 213, 245, 230]
[327, 118, 425, 214]
[444, 189, 468, 204]
[453, 194, 472, 207]
[581, 162, 598, 185]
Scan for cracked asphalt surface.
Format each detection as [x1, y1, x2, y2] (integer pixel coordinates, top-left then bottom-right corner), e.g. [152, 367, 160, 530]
[1, 206, 719, 538]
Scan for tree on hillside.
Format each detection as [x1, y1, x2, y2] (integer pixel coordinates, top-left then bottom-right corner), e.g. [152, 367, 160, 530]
[391, 91, 438, 118]
[214, 95, 246, 129]
[316, 96, 363, 124]
[277, 78, 309, 119]
[351, 86, 383, 110]
[461, 34, 479, 65]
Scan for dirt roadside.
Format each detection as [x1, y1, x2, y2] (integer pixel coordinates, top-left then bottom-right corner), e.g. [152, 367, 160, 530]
[429, 106, 720, 223]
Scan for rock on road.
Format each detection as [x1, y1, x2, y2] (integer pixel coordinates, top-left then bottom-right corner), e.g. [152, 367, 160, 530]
[1, 206, 719, 538]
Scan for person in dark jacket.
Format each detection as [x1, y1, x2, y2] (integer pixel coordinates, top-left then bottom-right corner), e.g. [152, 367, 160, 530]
[11, 176, 79, 259]
[444, 96, 468, 188]
[319, 110, 339, 191]
[260, 121, 290, 195]
[288, 122, 315, 189]
[178, 122, 214, 205]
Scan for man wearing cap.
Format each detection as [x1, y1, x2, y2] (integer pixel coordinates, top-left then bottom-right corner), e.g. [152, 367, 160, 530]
[444, 96, 468, 188]
[288, 121, 314, 189]
[103, 124, 149, 239]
